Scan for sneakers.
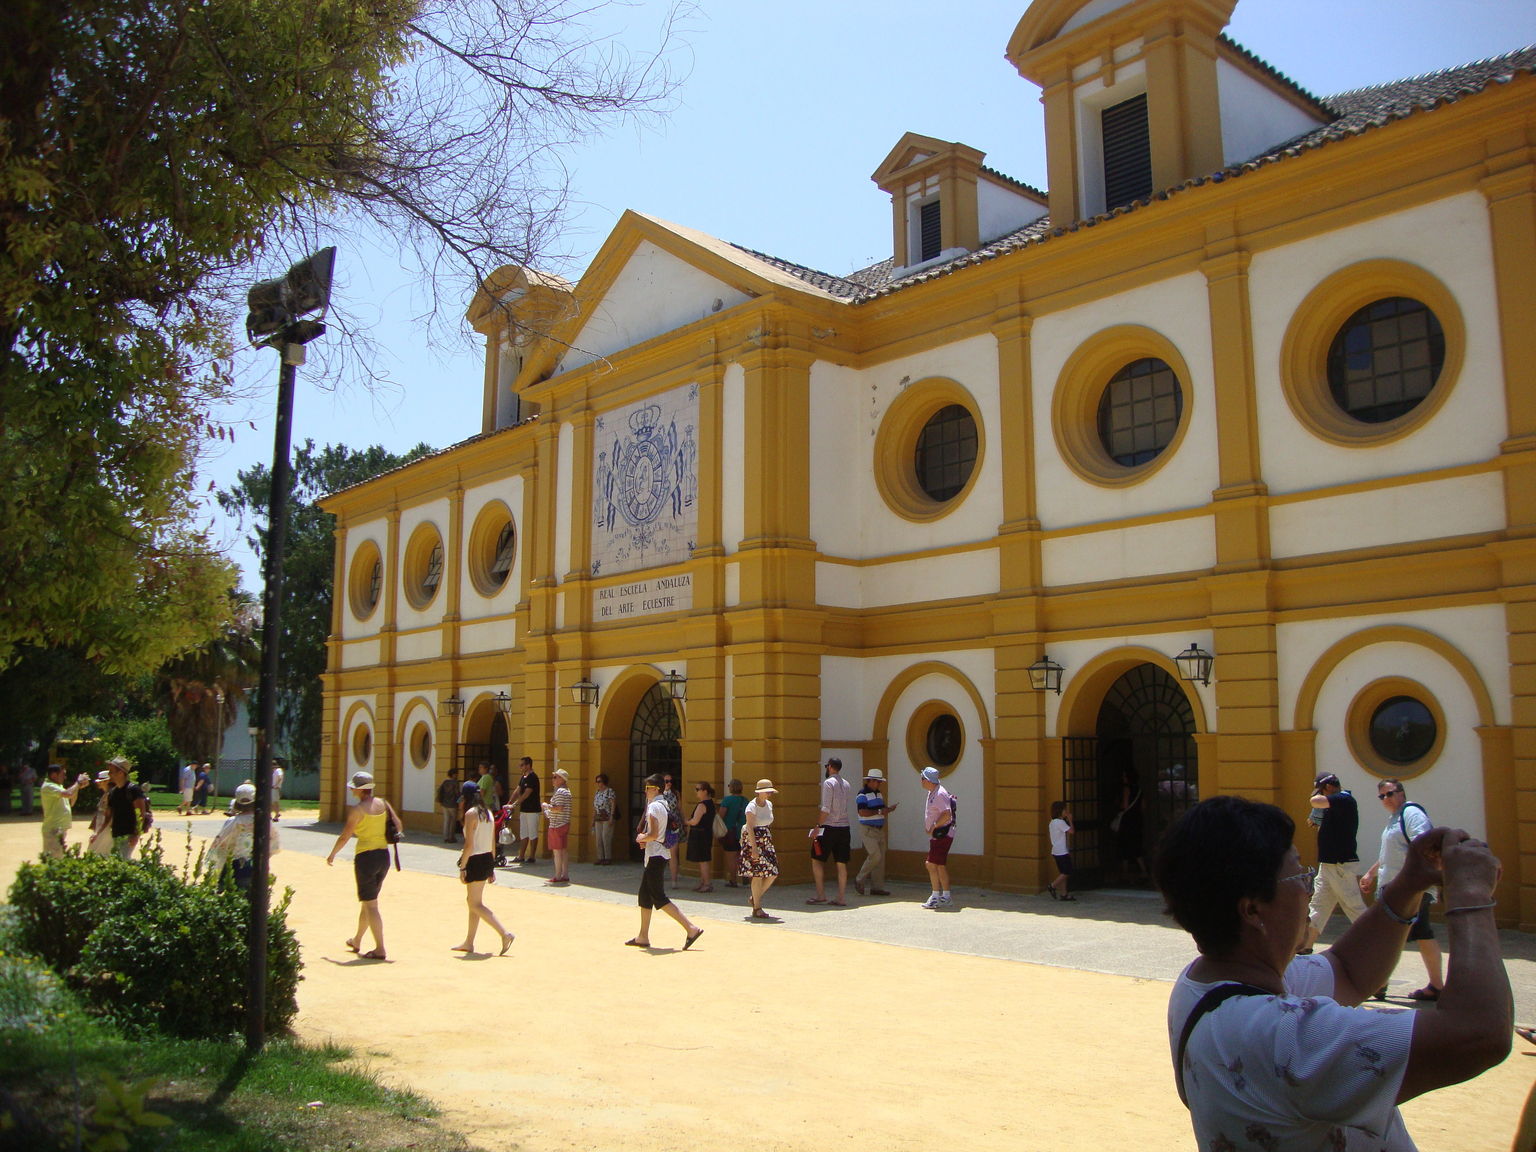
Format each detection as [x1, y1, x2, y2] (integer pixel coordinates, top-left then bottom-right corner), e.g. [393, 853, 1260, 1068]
[921, 893, 941, 909]
[938, 894, 953, 907]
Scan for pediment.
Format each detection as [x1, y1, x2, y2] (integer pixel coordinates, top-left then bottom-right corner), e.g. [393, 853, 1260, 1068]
[557, 239, 754, 373]
[870, 132, 983, 186]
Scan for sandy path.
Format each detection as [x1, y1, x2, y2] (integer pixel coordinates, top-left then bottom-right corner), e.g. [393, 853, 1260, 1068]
[1, 818, 1530, 1151]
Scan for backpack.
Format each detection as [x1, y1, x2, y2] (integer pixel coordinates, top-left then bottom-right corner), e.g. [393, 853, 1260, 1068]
[1399, 801, 1430, 846]
[933, 793, 958, 838]
[663, 800, 685, 848]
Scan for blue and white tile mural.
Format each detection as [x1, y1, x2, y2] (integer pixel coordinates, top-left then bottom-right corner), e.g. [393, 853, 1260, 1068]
[591, 382, 699, 580]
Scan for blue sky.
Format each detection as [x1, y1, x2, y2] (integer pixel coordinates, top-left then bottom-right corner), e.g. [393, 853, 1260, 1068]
[206, 0, 1536, 588]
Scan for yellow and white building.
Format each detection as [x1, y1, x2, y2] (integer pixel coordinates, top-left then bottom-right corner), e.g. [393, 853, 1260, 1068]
[320, 0, 1536, 926]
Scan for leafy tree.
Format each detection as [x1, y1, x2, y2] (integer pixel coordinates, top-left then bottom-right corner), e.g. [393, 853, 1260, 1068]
[219, 440, 434, 771]
[0, 0, 684, 673]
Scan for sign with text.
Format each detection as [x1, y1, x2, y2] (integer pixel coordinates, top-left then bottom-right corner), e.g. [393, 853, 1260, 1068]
[594, 572, 692, 622]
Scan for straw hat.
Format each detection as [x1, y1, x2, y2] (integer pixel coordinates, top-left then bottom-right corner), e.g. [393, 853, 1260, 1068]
[753, 779, 777, 794]
[349, 771, 374, 789]
[232, 783, 257, 809]
[863, 768, 885, 781]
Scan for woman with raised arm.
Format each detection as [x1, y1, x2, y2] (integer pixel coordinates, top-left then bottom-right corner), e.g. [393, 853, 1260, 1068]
[1154, 794, 1510, 1151]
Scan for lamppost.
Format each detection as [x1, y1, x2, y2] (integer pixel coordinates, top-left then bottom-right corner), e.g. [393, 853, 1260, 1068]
[243, 246, 336, 1052]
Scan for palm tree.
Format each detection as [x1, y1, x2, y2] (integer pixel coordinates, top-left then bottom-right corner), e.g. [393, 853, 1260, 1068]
[158, 599, 259, 766]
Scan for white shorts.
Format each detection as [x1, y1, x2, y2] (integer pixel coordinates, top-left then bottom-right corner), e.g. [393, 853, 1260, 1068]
[181, 788, 195, 803]
[519, 812, 541, 840]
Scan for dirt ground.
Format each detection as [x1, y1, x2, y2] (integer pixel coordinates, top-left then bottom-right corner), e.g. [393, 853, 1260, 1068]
[2, 816, 1531, 1151]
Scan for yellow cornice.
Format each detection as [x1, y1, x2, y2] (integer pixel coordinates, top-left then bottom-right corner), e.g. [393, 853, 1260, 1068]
[320, 425, 539, 521]
[1007, 0, 1236, 84]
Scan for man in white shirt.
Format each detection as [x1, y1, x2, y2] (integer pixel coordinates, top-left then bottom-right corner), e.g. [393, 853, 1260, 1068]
[1361, 778, 1443, 1001]
[178, 762, 196, 815]
[808, 757, 853, 905]
[271, 759, 285, 822]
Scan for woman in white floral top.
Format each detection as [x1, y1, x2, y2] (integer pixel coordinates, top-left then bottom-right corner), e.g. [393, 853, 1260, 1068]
[206, 783, 280, 892]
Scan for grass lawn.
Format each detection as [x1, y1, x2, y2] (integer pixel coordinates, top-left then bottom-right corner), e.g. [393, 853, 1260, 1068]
[0, 945, 474, 1152]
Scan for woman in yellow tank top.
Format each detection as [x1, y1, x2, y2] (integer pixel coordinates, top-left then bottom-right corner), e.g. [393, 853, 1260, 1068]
[327, 771, 400, 960]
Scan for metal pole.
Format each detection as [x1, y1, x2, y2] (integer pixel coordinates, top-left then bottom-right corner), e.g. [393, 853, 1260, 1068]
[246, 342, 299, 1051]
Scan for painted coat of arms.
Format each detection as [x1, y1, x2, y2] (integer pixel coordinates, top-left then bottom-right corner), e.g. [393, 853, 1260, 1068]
[591, 384, 698, 577]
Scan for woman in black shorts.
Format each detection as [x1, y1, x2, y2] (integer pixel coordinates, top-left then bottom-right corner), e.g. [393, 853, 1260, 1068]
[326, 771, 399, 960]
[454, 780, 514, 955]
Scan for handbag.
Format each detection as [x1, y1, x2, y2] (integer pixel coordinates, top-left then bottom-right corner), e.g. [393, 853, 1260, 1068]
[1109, 811, 1122, 835]
[712, 810, 728, 839]
[385, 804, 404, 871]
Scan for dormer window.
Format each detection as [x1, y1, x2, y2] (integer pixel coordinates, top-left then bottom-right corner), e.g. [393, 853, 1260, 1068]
[917, 199, 943, 262]
[1101, 93, 1152, 210]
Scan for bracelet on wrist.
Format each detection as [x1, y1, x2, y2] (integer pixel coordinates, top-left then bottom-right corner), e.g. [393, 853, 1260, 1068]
[1378, 898, 1418, 925]
[1444, 901, 1496, 915]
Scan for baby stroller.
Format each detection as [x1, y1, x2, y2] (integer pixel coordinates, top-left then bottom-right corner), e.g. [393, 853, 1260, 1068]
[494, 803, 516, 866]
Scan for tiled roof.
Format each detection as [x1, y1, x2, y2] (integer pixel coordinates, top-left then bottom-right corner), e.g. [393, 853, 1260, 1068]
[722, 46, 1536, 303]
[321, 416, 541, 502]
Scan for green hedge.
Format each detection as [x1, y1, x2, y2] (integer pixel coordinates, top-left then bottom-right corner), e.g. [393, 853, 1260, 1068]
[6, 840, 302, 1038]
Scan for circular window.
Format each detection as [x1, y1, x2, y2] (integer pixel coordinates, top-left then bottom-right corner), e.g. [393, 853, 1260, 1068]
[1051, 325, 1193, 487]
[1326, 297, 1444, 424]
[1097, 357, 1182, 466]
[1345, 676, 1445, 778]
[1368, 696, 1436, 765]
[351, 724, 372, 767]
[913, 405, 977, 501]
[873, 379, 986, 521]
[925, 713, 962, 767]
[408, 721, 433, 769]
[468, 502, 516, 596]
[403, 523, 445, 610]
[905, 700, 965, 774]
[1281, 260, 1463, 447]
[347, 541, 383, 621]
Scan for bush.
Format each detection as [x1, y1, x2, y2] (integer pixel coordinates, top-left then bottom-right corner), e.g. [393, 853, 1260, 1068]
[6, 845, 302, 1039]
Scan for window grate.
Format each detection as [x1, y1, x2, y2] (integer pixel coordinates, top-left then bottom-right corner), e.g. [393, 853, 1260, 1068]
[1102, 93, 1152, 210]
[918, 199, 942, 262]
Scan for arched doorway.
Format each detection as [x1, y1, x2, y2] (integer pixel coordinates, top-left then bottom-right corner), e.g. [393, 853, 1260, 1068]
[1062, 662, 1197, 887]
[627, 683, 681, 861]
[459, 707, 509, 801]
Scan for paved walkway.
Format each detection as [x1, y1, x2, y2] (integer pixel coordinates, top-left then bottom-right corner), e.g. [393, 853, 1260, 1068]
[2, 813, 1532, 1151]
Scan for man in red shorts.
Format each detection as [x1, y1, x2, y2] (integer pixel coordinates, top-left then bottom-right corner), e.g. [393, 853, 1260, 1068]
[920, 766, 955, 909]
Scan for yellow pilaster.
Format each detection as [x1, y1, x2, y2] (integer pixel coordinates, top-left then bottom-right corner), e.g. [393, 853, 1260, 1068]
[1483, 145, 1536, 928]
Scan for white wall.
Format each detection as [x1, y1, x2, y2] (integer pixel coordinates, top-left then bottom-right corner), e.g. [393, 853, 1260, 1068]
[977, 179, 1048, 245]
[1269, 473, 1505, 561]
[1249, 193, 1507, 495]
[395, 498, 450, 631]
[821, 651, 994, 857]
[395, 694, 439, 813]
[559, 241, 751, 372]
[1217, 58, 1327, 167]
[340, 517, 388, 639]
[1030, 270, 1221, 530]
[1042, 516, 1214, 588]
[810, 334, 1005, 560]
[460, 476, 525, 618]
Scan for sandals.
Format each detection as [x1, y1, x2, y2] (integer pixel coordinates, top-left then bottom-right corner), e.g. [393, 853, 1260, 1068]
[500, 932, 515, 956]
[344, 938, 360, 953]
[1060, 894, 1078, 902]
[623, 938, 649, 948]
[1046, 887, 1059, 901]
[361, 949, 387, 960]
[684, 928, 704, 950]
[805, 897, 828, 905]
[1409, 986, 1441, 1002]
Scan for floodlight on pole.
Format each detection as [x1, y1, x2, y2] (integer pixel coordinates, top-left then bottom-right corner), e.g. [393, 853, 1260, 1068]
[244, 246, 335, 1054]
